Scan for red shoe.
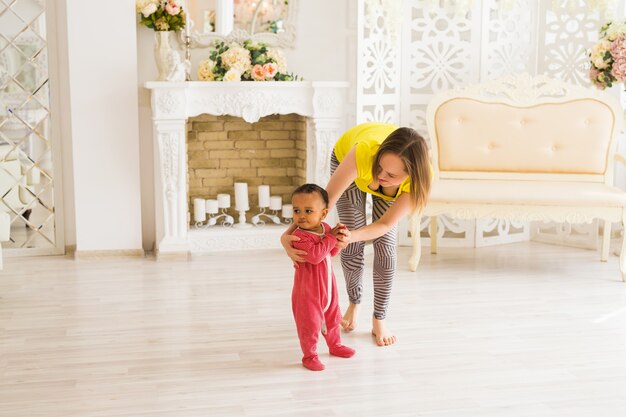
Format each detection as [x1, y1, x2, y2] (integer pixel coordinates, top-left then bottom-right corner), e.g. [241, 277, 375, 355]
[302, 355, 325, 371]
[329, 344, 356, 358]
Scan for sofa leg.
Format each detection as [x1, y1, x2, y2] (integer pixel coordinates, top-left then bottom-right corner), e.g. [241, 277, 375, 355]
[601, 220, 611, 262]
[430, 216, 438, 254]
[408, 212, 421, 272]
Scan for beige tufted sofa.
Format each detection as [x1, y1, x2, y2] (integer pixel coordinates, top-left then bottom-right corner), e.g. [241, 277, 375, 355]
[409, 74, 626, 280]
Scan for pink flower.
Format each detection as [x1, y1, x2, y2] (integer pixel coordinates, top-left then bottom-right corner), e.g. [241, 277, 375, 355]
[609, 35, 626, 82]
[251, 64, 265, 81]
[165, 1, 181, 15]
[263, 63, 278, 79]
[610, 34, 626, 59]
[589, 67, 607, 89]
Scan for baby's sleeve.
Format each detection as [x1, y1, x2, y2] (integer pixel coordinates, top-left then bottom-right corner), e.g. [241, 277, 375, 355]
[292, 229, 338, 265]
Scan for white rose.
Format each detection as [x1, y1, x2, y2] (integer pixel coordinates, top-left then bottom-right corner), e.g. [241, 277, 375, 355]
[231, 61, 251, 74]
[136, 0, 157, 13]
[223, 68, 242, 82]
[141, 3, 158, 17]
[267, 48, 287, 73]
[136, 0, 148, 12]
[221, 45, 251, 71]
[197, 59, 215, 81]
[606, 22, 626, 41]
[591, 39, 612, 69]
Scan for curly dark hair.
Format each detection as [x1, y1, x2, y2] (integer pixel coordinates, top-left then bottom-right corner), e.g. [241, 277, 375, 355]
[291, 183, 329, 207]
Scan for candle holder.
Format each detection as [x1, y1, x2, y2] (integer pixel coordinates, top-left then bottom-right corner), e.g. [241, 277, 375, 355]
[194, 208, 234, 229]
[233, 208, 253, 229]
[281, 204, 293, 225]
[184, 34, 192, 81]
[251, 207, 281, 226]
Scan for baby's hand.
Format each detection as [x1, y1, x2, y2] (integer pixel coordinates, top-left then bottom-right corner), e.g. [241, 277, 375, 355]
[331, 223, 350, 241]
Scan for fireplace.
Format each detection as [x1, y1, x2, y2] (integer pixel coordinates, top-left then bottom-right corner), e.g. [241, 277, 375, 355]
[187, 113, 307, 221]
[145, 81, 348, 259]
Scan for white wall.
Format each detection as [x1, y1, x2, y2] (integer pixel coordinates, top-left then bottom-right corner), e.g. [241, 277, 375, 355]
[285, 1, 351, 81]
[56, 0, 143, 252]
[136, 0, 352, 251]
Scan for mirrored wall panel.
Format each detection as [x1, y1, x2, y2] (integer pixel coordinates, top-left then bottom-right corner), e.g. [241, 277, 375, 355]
[0, 0, 57, 250]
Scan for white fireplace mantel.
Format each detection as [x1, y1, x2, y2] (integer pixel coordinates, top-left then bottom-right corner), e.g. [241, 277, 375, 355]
[145, 81, 348, 259]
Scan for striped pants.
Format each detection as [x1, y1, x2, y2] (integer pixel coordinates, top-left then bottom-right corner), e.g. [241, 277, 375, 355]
[331, 152, 397, 320]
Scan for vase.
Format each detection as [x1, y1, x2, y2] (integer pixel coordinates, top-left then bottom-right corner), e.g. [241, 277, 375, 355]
[154, 31, 185, 81]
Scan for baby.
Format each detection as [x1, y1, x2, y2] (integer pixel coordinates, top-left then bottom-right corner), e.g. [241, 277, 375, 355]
[290, 183, 355, 371]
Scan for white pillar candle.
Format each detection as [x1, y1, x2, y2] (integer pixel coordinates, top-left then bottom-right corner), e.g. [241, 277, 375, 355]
[205, 199, 219, 214]
[215, 0, 234, 35]
[193, 198, 206, 222]
[269, 195, 282, 210]
[258, 185, 270, 208]
[234, 182, 249, 211]
[282, 204, 293, 219]
[217, 193, 230, 208]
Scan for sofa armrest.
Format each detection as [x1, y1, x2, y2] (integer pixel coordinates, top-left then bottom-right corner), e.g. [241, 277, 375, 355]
[616, 153, 626, 167]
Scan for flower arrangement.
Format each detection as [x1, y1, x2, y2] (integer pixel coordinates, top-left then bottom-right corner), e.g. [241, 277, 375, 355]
[136, 0, 186, 32]
[197, 40, 300, 82]
[589, 20, 626, 89]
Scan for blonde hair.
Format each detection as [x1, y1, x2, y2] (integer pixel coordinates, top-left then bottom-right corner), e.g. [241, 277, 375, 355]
[372, 127, 431, 211]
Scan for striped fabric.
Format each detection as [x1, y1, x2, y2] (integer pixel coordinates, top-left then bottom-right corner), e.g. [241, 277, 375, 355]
[331, 152, 398, 320]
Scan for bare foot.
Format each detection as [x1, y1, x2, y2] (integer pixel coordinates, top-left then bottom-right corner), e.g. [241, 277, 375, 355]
[341, 303, 360, 331]
[371, 317, 397, 346]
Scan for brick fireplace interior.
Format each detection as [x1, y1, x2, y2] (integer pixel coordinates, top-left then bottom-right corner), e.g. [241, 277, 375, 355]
[186, 114, 307, 223]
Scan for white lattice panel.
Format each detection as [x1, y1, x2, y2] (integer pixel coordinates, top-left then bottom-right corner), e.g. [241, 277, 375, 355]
[357, 0, 402, 124]
[403, 0, 534, 248]
[357, 0, 626, 250]
[481, 0, 534, 80]
[402, 1, 477, 248]
[475, 0, 534, 247]
[536, 3, 603, 84]
[531, 221, 599, 250]
[532, 0, 626, 250]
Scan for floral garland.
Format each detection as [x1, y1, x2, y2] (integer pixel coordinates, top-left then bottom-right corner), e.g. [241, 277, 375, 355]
[589, 20, 626, 89]
[197, 40, 300, 82]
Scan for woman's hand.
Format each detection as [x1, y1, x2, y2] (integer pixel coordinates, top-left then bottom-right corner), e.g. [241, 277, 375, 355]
[281, 229, 307, 266]
[332, 223, 351, 249]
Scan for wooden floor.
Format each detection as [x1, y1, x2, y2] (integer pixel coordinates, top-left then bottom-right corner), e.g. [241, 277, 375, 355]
[2, 242, 626, 417]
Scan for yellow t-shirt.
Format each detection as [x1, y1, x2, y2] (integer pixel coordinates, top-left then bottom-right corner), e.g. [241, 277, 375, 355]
[333, 122, 411, 201]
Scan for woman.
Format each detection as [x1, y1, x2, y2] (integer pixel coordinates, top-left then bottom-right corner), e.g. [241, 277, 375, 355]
[282, 122, 431, 346]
